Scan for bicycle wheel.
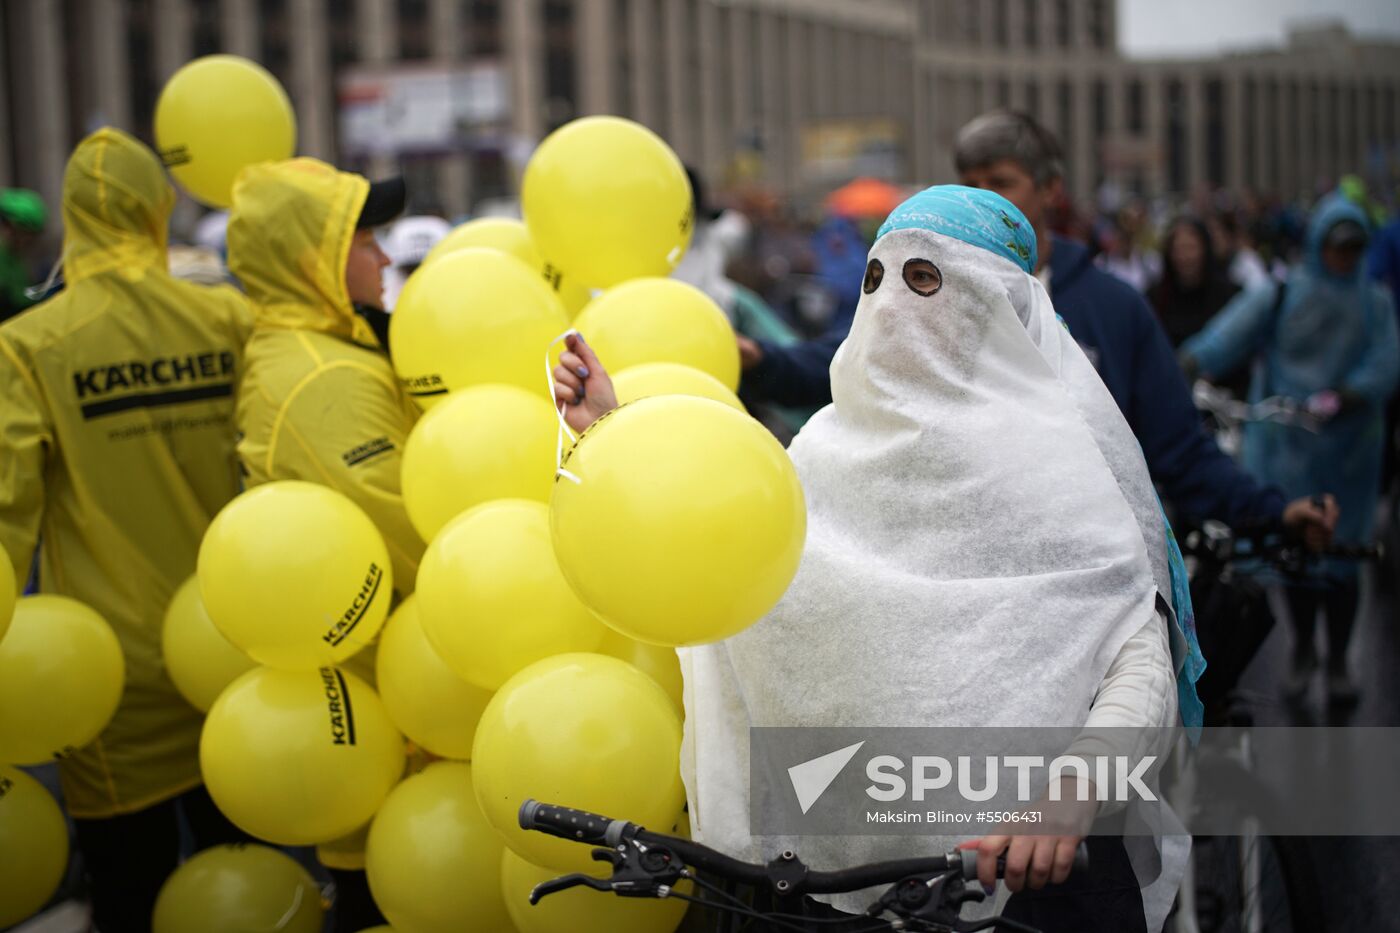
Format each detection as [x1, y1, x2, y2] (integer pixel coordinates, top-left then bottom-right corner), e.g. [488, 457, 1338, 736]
[1188, 833, 1323, 933]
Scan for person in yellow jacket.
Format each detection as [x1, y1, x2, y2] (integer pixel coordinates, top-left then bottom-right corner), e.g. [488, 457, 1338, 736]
[0, 128, 252, 930]
[227, 158, 421, 932]
[229, 159, 422, 595]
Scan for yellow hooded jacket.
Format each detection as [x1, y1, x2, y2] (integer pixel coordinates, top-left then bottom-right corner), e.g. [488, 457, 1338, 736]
[228, 159, 422, 599]
[0, 128, 252, 818]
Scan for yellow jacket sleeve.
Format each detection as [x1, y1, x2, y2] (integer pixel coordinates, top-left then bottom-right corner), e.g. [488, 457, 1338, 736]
[267, 361, 423, 594]
[0, 335, 50, 589]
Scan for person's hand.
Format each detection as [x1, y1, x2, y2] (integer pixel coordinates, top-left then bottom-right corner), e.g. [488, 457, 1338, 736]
[1304, 390, 1342, 421]
[737, 334, 764, 371]
[1282, 494, 1339, 552]
[552, 332, 618, 435]
[959, 776, 1097, 894]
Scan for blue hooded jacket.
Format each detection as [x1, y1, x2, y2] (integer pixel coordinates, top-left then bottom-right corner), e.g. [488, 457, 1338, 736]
[1047, 235, 1289, 528]
[1184, 196, 1400, 570]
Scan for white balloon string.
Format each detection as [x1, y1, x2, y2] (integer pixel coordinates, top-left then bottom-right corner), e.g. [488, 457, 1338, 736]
[273, 883, 304, 930]
[23, 249, 65, 301]
[546, 329, 583, 485]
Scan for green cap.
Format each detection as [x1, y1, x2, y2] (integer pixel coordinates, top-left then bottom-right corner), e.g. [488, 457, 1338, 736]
[0, 189, 47, 232]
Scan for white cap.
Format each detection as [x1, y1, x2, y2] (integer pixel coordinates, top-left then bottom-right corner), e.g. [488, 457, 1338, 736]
[382, 215, 452, 269]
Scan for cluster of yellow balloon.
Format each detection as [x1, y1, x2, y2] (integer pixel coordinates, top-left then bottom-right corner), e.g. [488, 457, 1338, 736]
[0, 593, 120, 927]
[188, 481, 406, 851]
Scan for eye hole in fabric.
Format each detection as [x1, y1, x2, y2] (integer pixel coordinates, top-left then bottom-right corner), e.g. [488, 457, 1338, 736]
[862, 258, 884, 294]
[902, 258, 942, 297]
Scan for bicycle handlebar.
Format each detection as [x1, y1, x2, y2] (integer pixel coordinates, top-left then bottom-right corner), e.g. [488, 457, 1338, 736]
[520, 799, 1088, 891]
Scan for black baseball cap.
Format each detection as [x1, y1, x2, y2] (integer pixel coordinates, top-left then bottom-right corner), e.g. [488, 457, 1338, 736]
[356, 176, 406, 229]
[1323, 219, 1367, 252]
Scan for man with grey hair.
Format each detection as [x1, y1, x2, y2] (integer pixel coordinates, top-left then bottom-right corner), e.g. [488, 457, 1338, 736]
[954, 109, 1334, 541]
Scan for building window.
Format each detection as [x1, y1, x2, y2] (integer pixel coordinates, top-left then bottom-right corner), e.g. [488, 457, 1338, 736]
[1087, 0, 1110, 50]
[193, 0, 220, 57]
[1126, 79, 1144, 133]
[996, 78, 1011, 108]
[1023, 0, 1038, 49]
[328, 0, 356, 70]
[1242, 78, 1256, 188]
[965, 0, 981, 46]
[471, 0, 501, 56]
[1264, 79, 1278, 190]
[993, 0, 1009, 47]
[399, 0, 431, 60]
[543, 0, 576, 130]
[615, 0, 633, 118]
[1092, 79, 1108, 183]
[1057, 79, 1074, 183]
[259, 0, 292, 87]
[1205, 77, 1225, 187]
[127, 0, 157, 138]
[1054, 0, 1071, 49]
[1025, 80, 1040, 119]
[1166, 79, 1186, 193]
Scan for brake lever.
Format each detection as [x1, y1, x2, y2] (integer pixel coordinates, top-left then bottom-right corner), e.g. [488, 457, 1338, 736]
[528, 872, 612, 904]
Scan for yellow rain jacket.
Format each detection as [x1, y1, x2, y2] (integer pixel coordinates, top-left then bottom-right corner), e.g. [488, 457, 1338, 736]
[0, 128, 252, 818]
[228, 159, 422, 600]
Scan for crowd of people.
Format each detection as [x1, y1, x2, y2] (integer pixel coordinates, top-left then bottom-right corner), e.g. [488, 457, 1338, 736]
[0, 104, 1397, 933]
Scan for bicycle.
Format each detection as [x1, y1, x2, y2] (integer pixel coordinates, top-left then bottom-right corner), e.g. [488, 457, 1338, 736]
[1169, 521, 1379, 933]
[517, 799, 1089, 932]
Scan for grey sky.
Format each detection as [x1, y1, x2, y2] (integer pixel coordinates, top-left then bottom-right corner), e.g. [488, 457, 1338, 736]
[1118, 0, 1400, 58]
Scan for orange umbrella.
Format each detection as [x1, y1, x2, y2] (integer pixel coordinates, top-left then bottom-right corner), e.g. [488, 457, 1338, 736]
[824, 178, 905, 219]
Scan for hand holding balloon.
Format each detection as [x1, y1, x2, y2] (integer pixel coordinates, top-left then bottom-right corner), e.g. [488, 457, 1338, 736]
[552, 333, 618, 435]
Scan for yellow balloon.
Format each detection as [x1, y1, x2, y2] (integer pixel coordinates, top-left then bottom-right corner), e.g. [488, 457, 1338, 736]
[551, 397, 806, 646]
[391, 248, 569, 407]
[574, 279, 740, 391]
[162, 575, 257, 712]
[611, 362, 745, 413]
[152, 843, 323, 933]
[596, 628, 683, 713]
[200, 666, 405, 845]
[0, 595, 125, 764]
[401, 384, 558, 541]
[154, 55, 296, 208]
[0, 547, 15, 645]
[0, 766, 68, 928]
[501, 848, 689, 933]
[523, 117, 693, 288]
[376, 596, 492, 760]
[418, 500, 606, 690]
[424, 218, 592, 316]
[198, 481, 393, 670]
[366, 762, 513, 933]
[471, 653, 684, 872]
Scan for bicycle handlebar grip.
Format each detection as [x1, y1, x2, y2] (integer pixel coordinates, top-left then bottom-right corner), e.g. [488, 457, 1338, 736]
[958, 842, 1090, 881]
[518, 799, 629, 848]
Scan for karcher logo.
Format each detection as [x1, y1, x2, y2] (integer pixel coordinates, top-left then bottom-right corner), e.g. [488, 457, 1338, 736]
[73, 351, 235, 420]
[322, 564, 384, 647]
[402, 373, 448, 397]
[320, 667, 357, 746]
[342, 436, 395, 468]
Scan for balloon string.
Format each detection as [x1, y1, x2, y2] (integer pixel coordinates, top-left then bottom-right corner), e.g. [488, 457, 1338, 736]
[24, 248, 66, 302]
[545, 329, 583, 485]
[274, 883, 304, 930]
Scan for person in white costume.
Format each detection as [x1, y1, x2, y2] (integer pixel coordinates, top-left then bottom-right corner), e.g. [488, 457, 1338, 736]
[551, 185, 1203, 933]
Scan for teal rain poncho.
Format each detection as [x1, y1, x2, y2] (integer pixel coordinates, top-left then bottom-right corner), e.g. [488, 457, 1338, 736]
[1185, 195, 1400, 576]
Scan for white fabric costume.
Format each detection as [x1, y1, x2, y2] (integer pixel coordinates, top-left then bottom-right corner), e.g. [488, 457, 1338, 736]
[679, 187, 1184, 926]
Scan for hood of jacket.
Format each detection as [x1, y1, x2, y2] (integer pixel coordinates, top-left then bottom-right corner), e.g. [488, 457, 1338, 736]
[227, 157, 378, 346]
[61, 127, 174, 286]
